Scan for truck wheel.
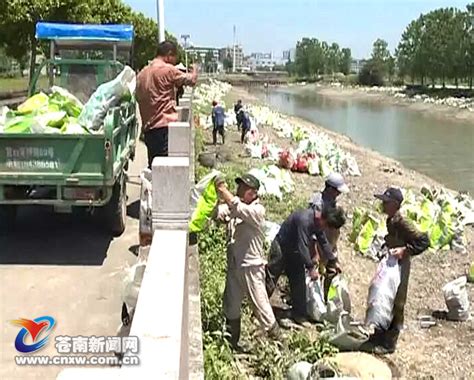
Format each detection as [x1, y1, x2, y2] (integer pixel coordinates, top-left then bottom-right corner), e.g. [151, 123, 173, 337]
[0, 206, 17, 235]
[103, 175, 127, 236]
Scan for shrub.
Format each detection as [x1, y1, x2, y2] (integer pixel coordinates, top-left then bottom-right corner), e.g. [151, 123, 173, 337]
[358, 60, 385, 86]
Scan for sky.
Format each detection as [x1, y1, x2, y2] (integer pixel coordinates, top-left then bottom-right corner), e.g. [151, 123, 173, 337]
[124, 0, 470, 58]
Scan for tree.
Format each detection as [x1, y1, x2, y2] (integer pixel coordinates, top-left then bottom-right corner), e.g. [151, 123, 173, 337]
[0, 0, 95, 79]
[370, 38, 391, 79]
[0, 0, 181, 77]
[293, 37, 351, 78]
[339, 48, 352, 75]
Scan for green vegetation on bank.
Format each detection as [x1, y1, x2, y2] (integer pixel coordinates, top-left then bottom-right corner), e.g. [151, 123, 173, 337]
[0, 76, 49, 93]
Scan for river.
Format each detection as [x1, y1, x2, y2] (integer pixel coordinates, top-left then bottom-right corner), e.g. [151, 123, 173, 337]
[254, 86, 474, 194]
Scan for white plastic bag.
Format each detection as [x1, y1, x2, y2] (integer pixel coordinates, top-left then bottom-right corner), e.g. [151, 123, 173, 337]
[323, 312, 370, 352]
[307, 277, 327, 322]
[443, 276, 470, 321]
[325, 275, 352, 324]
[139, 169, 153, 245]
[365, 255, 401, 330]
[286, 361, 312, 380]
[79, 66, 136, 131]
[122, 261, 146, 311]
[263, 221, 280, 245]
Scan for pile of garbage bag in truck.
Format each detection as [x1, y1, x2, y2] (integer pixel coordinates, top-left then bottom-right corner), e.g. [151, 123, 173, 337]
[0, 66, 136, 134]
[350, 186, 474, 260]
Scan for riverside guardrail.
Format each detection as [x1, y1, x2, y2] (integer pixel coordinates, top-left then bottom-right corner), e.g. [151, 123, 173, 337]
[57, 88, 204, 380]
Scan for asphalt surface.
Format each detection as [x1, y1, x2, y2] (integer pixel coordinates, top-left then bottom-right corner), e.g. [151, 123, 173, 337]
[0, 142, 146, 380]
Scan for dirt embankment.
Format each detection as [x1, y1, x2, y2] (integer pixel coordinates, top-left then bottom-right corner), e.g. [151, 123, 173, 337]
[211, 86, 474, 379]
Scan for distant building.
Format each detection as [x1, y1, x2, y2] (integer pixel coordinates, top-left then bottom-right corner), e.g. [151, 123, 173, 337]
[186, 46, 220, 63]
[249, 52, 278, 71]
[350, 59, 368, 74]
[219, 45, 244, 70]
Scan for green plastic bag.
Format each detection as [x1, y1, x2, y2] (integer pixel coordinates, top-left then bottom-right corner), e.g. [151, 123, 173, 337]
[189, 170, 221, 233]
[356, 216, 379, 255]
[50, 86, 83, 118]
[36, 111, 67, 129]
[350, 207, 369, 243]
[319, 156, 331, 178]
[468, 262, 474, 283]
[4, 116, 37, 133]
[17, 93, 49, 114]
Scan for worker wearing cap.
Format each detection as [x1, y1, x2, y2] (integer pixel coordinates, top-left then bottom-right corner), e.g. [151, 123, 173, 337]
[309, 172, 349, 211]
[265, 206, 346, 325]
[215, 173, 280, 351]
[309, 172, 349, 300]
[363, 187, 429, 354]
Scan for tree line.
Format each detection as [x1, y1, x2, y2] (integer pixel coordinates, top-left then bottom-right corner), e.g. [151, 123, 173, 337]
[289, 3, 473, 89]
[396, 3, 473, 88]
[0, 0, 180, 77]
[288, 38, 352, 77]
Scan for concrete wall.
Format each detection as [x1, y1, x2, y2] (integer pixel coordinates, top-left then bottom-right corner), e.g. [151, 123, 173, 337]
[57, 89, 203, 380]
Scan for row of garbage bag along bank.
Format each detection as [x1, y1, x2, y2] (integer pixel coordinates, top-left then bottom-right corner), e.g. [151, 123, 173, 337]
[0, 66, 136, 134]
[196, 81, 361, 179]
[196, 81, 474, 258]
[351, 186, 474, 258]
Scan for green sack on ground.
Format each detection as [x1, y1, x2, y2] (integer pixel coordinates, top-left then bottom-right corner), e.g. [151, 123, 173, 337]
[356, 216, 379, 255]
[468, 262, 474, 283]
[189, 170, 221, 233]
[350, 207, 369, 243]
[17, 92, 49, 114]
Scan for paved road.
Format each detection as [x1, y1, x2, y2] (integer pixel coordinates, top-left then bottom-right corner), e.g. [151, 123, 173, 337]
[0, 143, 147, 380]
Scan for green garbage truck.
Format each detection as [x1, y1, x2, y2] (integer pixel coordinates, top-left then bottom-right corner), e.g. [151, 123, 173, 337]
[0, 23, 139, 236]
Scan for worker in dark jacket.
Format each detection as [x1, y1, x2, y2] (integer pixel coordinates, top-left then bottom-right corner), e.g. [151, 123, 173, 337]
[309, 172, 349, 300]
[211, 100, 225, 145]
[239, 109, 251, 144]
[234, 100, 243, 130]
[363, 187, 429, 354]
[265, 206, 346, 325]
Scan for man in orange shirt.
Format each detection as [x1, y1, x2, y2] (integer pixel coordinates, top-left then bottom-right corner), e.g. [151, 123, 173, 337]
[136, 41, 198, 167]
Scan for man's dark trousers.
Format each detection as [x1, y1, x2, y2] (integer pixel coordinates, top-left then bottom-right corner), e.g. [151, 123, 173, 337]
[266, 238, 307, 318]
[144, 127, 168, 168]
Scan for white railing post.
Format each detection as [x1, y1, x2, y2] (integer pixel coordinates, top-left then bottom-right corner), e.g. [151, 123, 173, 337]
[151, 156, 190, 231]
[168, 122, 191, 158]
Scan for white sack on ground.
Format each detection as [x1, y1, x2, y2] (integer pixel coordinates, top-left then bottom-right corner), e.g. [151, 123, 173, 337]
[443, 276, 470, 321]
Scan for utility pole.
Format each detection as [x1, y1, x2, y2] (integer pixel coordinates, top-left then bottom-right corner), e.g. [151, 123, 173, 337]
[233, 25, 236, 73]
[157, 0, 165, 43]
[181, 34, 190, 72]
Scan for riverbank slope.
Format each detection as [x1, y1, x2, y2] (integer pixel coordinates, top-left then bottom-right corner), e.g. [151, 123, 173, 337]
[212, 86, 474, 378]
[312, 84, 474, 123]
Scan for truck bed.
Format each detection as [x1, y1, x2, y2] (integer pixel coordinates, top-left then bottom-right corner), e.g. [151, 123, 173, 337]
[0, 102, 137, 205]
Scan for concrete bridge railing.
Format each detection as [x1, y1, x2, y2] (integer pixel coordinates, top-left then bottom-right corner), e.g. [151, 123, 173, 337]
[57, 90, 204, 380]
